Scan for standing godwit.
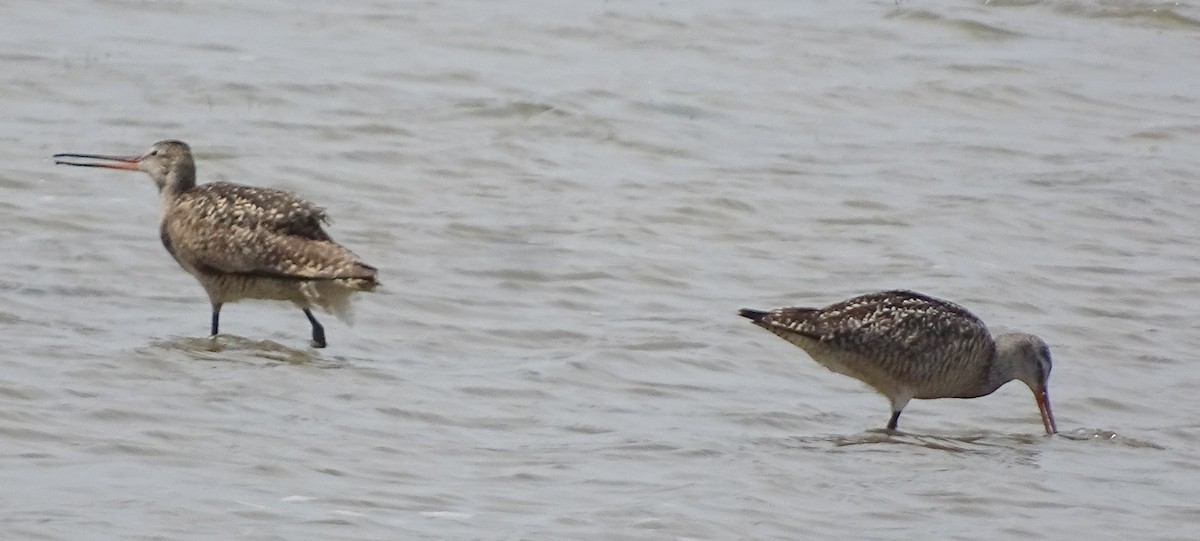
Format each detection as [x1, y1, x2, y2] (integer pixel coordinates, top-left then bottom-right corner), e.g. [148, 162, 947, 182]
[53, 140, 378, 348]
[738, 290, 1057, 435]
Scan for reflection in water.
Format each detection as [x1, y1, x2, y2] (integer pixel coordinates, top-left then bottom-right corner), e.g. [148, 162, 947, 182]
[140, 335, 341, 366]
[831, 429, 1048, 453]
[769, 427, 1163, 453]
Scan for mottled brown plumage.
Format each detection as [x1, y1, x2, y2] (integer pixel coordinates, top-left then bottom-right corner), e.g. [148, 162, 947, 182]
[54, 140, 378, 348]
[739, 290, 1056, 434]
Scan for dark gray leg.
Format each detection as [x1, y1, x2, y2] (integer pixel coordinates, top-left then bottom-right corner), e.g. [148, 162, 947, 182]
[304, 309, 326, 348]
[211, 303, 222, 337]
[887, 410, 902, 432]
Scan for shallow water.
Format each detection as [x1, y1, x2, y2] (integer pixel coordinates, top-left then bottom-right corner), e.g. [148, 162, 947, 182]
[3, 0, 1200, 539]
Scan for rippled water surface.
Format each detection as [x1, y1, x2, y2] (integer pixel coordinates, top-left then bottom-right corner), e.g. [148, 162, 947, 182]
[3, 0, 1200, 539]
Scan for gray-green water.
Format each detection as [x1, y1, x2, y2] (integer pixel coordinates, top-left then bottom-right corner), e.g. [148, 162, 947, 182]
[3, 1, 1200, 539]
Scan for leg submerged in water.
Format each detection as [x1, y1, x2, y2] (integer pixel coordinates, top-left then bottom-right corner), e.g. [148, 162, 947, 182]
[304, 309, 326, 348]
[211, 303, 223, 337]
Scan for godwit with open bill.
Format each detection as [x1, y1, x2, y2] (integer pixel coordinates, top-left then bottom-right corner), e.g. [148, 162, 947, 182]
[54, 140, 378, 348]
[739, 290, 1056, 435]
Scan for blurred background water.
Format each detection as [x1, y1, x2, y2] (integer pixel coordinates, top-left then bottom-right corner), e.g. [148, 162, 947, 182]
[2, 0, 1200, 539]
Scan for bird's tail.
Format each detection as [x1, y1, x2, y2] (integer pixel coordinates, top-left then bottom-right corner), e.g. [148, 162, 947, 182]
[303, 282, 356, 324]
[738, 308, 771, 323]
[738, 306, 825, 346]
[336, 262, 379, 292]
[299, 262, 378, 324]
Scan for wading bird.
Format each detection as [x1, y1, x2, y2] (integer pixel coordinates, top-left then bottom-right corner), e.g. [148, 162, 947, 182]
[739, 290, 1056, 435]
[54, 140, 378, 348]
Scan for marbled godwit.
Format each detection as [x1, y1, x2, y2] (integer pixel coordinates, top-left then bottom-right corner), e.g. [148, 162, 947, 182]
[53, 140, 378, 348]
[739, 290, 1057, 435]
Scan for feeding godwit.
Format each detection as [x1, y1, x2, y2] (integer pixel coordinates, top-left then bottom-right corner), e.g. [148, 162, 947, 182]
[739, 290, 1057, 435]
[53, 140, 378, 348]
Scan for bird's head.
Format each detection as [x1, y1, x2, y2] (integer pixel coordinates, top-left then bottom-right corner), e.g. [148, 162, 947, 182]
[997, 332, 1057, 435]
[54, 139, 197, 194]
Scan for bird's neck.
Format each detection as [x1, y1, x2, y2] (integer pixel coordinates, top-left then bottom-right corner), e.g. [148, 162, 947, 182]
[165, 167, 197, 195]
[155, 157, 198, 199]
[156, 166, 197, 218]
[978, 335, 1025, 395]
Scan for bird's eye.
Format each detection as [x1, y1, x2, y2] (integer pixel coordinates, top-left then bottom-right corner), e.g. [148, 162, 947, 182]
[150, 149, 159, 156]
